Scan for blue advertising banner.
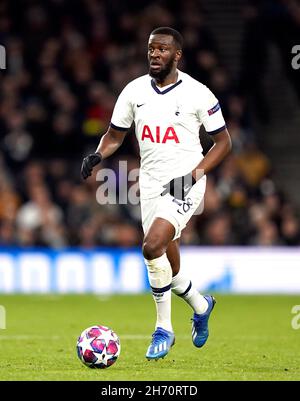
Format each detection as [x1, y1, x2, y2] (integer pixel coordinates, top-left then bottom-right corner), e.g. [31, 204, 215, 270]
[0, 247, 300, 294]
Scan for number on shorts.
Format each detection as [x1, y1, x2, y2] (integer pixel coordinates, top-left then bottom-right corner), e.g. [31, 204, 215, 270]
[172, 197, 193, 215]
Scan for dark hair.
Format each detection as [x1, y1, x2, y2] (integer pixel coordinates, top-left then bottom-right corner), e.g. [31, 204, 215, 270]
[150, 27, 183, 50]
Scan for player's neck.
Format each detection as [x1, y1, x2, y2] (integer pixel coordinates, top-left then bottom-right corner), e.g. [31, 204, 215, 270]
[154, 70, 178, 88]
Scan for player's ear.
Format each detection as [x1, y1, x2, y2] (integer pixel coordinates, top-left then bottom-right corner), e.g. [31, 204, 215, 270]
[175, 49, 182, 62]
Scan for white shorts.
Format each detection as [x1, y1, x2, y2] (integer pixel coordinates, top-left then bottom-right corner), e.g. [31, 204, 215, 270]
[140, 175, 206, 240]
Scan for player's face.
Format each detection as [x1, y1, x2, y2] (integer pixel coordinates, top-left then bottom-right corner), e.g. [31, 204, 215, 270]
[148, 34, 181, 81]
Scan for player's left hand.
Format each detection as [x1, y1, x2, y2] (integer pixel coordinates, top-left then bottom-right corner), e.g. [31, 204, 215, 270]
[161, 173, 196, 201]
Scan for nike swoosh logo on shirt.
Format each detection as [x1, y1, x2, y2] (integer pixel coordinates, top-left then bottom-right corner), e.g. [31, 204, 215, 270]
[137, 103, 145, 107]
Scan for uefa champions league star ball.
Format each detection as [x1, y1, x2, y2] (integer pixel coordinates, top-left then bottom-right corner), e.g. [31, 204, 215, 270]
[77, 325, 121, 369]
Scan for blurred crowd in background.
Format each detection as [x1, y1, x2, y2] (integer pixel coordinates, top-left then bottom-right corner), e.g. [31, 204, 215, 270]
[0, 0, 299, 248]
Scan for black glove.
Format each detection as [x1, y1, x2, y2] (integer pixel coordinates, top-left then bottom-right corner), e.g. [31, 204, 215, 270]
[81, 152, 102, 179]
[161, 172, 196, 201]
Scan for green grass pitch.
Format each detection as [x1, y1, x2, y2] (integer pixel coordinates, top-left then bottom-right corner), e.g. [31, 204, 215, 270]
[0, 294, 299, 381]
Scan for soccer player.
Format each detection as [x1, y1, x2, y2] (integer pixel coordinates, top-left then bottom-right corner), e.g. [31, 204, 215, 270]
[81, 27, 231, 360]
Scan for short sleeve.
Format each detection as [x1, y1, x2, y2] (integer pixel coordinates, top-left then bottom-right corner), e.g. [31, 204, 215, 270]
[197, 86, 226, 135]
[110, 84, 134, 131]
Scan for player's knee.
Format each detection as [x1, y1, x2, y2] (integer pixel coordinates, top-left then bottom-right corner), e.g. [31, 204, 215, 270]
[142, 238, 165, 260]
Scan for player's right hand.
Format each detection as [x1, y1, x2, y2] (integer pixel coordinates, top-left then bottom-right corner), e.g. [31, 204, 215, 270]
[81, 152, 102, 179]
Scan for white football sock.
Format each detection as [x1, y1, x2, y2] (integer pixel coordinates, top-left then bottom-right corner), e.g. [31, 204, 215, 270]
[171, 270, 208, 315]
[145, 253, 173, 332]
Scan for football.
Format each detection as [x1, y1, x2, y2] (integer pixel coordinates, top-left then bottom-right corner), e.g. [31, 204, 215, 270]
[76, 325, 121, 369]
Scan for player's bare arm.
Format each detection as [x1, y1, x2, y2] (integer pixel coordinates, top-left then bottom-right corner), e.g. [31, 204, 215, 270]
[193, 128, 232, 178]
[81, 127, 127, 179]
[95, 126, 127, 159]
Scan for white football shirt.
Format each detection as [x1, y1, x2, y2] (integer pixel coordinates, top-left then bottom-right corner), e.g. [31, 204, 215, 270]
[111, 70, 226, 199]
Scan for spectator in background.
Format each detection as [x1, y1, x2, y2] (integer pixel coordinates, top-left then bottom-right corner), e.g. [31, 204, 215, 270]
[0, 176, 20, 223]
[235, 142, 271, 189]
[0, 219, 16, 246]
[204, 212, 236, 246]
[16, 184, 66, 247]
[281, 213, 300, 245]
[250, 220, 283, 246]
